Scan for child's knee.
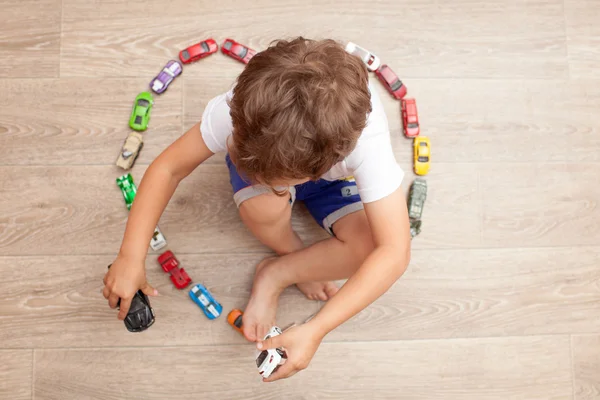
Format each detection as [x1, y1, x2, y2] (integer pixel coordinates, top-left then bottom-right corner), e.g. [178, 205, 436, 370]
[239, 193, 291, 226]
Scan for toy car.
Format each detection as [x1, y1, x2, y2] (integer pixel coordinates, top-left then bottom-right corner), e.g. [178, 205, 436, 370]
[129, 92, 153, 131]
[150, 60, 182, 94]
[115, 174, 167, 250]
[413, 136, 431, 175]
[410, 219, 422, 239]
[221, 38, 256, 64]
[116, 173, 137, 210]
[150, 226, 167, 251]
[227, 309, 244, 335]
[344, 42, 381, 72]
[408, 178, 427, 220]
[179, 39, 218, 64]
[189, 283, 223, 319]
[108, 264, 155, 332]
[157, 250, 179, 272]
[375, 65, 407, 100]
[401, 98, 420, 137]
[116, 132, 143, 170]
[157, 250, 190, 289]
[256, 326, 287, 379]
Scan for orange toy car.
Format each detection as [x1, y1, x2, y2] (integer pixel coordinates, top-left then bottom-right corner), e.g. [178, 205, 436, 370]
[227, 309, 244, 335]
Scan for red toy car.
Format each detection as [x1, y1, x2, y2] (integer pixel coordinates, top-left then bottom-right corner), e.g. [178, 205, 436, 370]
[374, 65, 407, 100]
[221, 39, 256, 64]
[179, 39, 218, 64]
[157, 251, 191, 289]
[401, 98, 420, 138]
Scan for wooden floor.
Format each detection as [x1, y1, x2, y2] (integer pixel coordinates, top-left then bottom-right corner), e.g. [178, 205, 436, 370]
[1, 0, 599, 398]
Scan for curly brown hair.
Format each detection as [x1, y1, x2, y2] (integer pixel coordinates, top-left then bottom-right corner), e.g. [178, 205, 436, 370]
[227, 37, 372, 187]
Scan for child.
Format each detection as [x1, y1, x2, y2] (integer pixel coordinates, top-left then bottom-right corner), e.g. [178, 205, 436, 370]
[103, 37, 411, 381]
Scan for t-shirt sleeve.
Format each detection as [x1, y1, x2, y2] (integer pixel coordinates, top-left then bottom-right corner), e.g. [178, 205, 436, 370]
[348, 134, 404, 203]
[199, 92, 234, 154]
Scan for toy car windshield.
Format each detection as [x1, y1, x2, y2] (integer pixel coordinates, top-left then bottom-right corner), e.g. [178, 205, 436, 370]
[233, 45, 248, 58]
[418, 156, 429, 162]
[256, 350, 268, 367]
[180, 50, 190, 60]
[137, 99, 150, 107]
[408, 123, 419, 128]
[380, 68, 401, 89]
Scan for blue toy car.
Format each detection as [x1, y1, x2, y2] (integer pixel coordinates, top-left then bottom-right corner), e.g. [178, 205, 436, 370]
[188, 283, 222, 319]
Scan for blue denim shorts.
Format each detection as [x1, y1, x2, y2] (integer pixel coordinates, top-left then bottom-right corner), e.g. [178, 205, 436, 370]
[225, 154, 363, 235]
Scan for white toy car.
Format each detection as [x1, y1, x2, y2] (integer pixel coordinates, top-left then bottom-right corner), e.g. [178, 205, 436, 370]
[150, 226, 167, 251]
[345, 42, 381, 72]
[256, 326, 287, 379]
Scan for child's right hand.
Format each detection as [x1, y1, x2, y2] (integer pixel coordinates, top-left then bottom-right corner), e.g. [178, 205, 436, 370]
[102, 254, 158, 320]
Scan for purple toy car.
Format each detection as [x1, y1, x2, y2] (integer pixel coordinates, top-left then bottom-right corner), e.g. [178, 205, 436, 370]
[150, 60, 182, 94]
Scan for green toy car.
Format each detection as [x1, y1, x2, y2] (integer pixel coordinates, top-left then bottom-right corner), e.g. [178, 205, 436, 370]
[408, 178, 427, 220]
[115, 174, 168, 251]
[129, 92, 154, 131]
[116, 173, 137, 210]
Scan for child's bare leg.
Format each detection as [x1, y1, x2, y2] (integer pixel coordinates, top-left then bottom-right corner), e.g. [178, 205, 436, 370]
[238, 192, 340, 340]
[238, 192, 336, 298]
[241, 200, 375, 341]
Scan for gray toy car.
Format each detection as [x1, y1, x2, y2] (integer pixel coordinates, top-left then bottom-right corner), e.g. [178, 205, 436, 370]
[408, 178, 427, 220]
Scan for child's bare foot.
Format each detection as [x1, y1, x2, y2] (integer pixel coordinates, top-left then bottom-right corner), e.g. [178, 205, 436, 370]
[296, 281, 338, 301]
[242, 257, 283, 342]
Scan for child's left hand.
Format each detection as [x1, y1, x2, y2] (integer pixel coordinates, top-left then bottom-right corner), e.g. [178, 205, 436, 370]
[256, 323, 324, 382]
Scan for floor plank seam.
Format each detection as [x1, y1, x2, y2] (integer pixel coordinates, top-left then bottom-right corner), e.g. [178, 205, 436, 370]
[58, 0, 64, 79]
[7, 333, 576, 352]
[562, 0, 572, 80]
[4, 161, 600, 168]
[569, 335, 576, 400]
[3, 243, 600, 258]
[31, 349, 35, 400]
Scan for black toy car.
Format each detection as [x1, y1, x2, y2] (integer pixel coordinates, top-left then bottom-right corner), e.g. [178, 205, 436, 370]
[107, 265, 155, 332]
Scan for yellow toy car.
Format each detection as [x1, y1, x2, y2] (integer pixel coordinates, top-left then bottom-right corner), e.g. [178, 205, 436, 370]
[413, 136, 431, 175]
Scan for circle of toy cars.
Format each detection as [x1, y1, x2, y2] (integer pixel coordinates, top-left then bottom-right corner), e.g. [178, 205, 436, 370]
[112, 38, 430, 334]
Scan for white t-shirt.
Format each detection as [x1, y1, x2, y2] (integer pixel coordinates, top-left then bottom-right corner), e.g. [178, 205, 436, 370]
[200, 82, 404, 203]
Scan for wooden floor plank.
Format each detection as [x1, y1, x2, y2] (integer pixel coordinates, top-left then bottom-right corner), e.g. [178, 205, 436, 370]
[0, 163, 484, 255]
[480, 163, 600, 247]
[33, 336, 571, 400]
[0, 164, 258, 255]
[0, 254, 318, 348]
[327, 247, 600, 342]
[60, 0, 567, 79]
[0, 0, 61, 78]
[0, 350, 32, 400]
[565, 0, 600, 78]
[0, 79, 182, 166]
[572, 335, 600, 400]
[406, 163, 483, 249]
[4, 247, 598, 348]
[388, 79, 600, 163]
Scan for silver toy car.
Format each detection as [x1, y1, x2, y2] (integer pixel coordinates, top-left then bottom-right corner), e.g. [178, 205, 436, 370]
[116, 131, 143, 170]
